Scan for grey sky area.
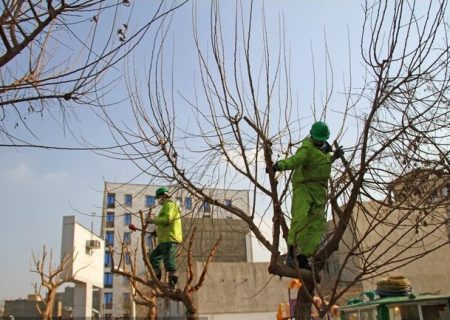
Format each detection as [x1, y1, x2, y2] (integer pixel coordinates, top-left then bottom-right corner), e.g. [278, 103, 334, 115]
[1, 0, 427, 299]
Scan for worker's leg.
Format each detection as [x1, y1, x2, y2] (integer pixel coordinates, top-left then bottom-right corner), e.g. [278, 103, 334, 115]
[149, 244, 163, 280]
[288, 186, 314, 255]
[162, 242, 178, 288]
[299, 199, 327, 257]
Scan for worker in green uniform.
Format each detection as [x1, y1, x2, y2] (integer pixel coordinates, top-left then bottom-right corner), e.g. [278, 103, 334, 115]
[146, 187, 183, 288]
[272, 121, 343, 269]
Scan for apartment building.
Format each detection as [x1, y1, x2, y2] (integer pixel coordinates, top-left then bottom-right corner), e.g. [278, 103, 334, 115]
[100, 182, 252, 318]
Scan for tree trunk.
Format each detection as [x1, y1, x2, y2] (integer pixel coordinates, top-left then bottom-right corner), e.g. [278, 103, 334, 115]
[295, 279, 314, 320]
[183, 294, 197, 320]
[148, 295, 157, 320]
[42, 290, 56, 320]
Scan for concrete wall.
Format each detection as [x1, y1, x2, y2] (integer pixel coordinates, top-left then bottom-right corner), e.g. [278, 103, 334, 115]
[179, 217, 250, 265]
[202, 312, 276, 320]
[187, 262, 293, 315]
[354, 202, 450, 295]
[324, 198, 450, 301]
[141, 262, 294, 319]
[3, 299, 62, 318]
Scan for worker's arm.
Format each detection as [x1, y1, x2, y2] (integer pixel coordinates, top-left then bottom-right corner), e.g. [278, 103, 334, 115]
[276, 142, 310, 171]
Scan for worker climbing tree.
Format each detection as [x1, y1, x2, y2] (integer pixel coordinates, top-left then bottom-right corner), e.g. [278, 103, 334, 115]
[271, 121, 343, 270]
[129, 187, 183, 289]
[146, 187, 183, 289]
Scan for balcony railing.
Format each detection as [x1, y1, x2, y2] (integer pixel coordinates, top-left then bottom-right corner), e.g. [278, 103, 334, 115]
[106, 221, 115, 228]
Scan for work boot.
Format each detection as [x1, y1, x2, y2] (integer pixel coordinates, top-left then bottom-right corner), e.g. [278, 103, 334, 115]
[297, 254, 311, 270]
[168, 275, 178, 289]
[285, 245, 297, 268]
[286, 254, 296, 268]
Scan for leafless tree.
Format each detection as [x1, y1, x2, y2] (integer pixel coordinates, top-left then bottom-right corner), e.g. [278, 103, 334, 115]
[30, 245, 77, 320]
[0, 0, 188, 145]
[99, 1, 450, 319]
[110, 209, 221, 319]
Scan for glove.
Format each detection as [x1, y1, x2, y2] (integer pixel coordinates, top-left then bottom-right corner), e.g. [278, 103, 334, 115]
[332, 145, 344, 162]
[320, 141, 333, 153]
[266, 162, 281, 173]
[128, 224, 137, 232]
[273, 162, 281, 172]
[265, 162, 281, 173]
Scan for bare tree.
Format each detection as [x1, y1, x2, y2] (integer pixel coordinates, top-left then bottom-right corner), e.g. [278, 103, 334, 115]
[99, 1, 450, 319]
[0, 0, 188, 145]
[30, 245, 77, 320]
[110, 209, 221, 319]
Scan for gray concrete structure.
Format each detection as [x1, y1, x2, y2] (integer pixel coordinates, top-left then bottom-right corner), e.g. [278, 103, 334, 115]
[191, 262, 291, 319]
[147, 262, 294, 320]
[3, 297, 61, 319]
[322, 171, 450, 303]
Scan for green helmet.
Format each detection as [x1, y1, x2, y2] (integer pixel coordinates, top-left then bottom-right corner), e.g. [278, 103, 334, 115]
[155, 187, 169, 198]
[310, 121, 330, 141]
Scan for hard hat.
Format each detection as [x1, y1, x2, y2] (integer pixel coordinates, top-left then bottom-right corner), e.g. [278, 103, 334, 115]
[155, 187, 169, 198]
[310, 121, 330, 141]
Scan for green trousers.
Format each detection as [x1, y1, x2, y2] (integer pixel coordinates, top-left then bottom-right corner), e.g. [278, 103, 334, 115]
[149, 242, 178, 276]
[287, 184, 327, 256]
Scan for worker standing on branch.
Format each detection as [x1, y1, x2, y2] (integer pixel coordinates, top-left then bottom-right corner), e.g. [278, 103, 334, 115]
[146, 187, 182, 288]
[272, 121, 343, 269]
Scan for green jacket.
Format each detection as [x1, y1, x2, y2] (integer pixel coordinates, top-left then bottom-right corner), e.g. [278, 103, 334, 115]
[277, 138, 332, 188]
[154, 199, 182, 243]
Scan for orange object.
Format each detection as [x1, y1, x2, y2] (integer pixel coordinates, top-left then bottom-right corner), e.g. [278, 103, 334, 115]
[288, 279, 302, 289]
[276, 302, 291, 320]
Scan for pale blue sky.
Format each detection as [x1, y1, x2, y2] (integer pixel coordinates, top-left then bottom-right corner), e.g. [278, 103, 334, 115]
[0, 0, 366, 299]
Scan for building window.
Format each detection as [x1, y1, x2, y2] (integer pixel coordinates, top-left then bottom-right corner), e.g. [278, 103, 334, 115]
[104, 272, 113, 288]
[430, 190, 439, 203]
[124, 213, 132, 225]
[125, 252, 131, 265]
[176, 196, 182, 205]
[203, 201, 211, 214]
[105, 231, 114, 246]
[106, 212, 115, 228]
[104, 314, 112, 320]
[104, 292, 113, 309]
[447, 208, 450, 242]
[389, 304, 419, 320]
[124, 194, 132, 207]
[224, 199, 232, 206]
[107, 193, 115, 208]
[105, 251, 112, 267]
[146, 195, 155, 207]
[185, 197, 192, 209]
[123, 232, 131, 245]
[325, 259, 340, 275]
[444, 184, 450, 199]
[123, 292, 131, 303]
[422, 304, 449, 320]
